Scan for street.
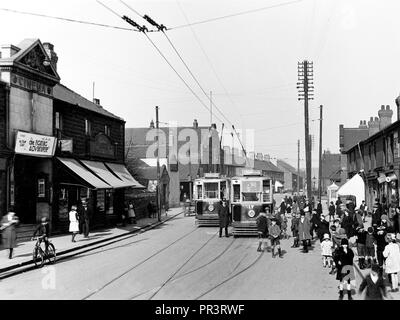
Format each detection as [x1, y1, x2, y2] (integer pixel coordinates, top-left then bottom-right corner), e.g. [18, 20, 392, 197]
[0, 209, 353, 300]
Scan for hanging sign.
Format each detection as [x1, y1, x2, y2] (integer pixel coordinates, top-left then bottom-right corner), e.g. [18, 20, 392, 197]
[15, 131, 57, 157]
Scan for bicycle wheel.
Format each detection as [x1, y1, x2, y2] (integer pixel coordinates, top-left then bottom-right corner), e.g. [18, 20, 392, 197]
[33, 247, 44, 268]
[46, 243, 56, 264]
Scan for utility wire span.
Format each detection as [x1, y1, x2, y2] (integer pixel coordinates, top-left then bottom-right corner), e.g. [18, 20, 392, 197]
[0, 7, 137, 31]
[118, 0, 235, 128]
[169, 0, 305, 30]
[96, 0, 223, 123]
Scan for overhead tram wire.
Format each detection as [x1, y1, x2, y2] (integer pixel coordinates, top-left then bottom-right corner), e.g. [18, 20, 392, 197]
[176, 0, 243, 125]
[119, 1, 235, 129]
[168, 0, 305, 30]
[0, 7, 143, 32]
[96, 1, 223, 124]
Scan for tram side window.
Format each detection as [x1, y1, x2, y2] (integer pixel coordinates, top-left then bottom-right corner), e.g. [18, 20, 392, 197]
[233, 184, 240, 202]
[196, 185, 203, 199]
[220, 181, 227, 199]
[204, 182, 219, 199]
[263, 180, 271, 202]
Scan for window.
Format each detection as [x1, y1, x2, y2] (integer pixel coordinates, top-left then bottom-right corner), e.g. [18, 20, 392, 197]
[38, 179, 45, 198]
[196, 185, 203, 199]
[105, 125, 110, 136]
[85, 119, 91, 135]
[55, 112, 62, 130]
[233, 184, 240, 202]
[204, 182, 219, 199]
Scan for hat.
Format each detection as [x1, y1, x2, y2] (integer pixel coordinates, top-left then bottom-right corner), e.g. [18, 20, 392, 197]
[341, 238, 349, 246]
[371, 263, 380, 273]
[367, 227, 374, 233]
[41, 216, 48, 222]
[323, 233, 330, 240]
[381, 215, 388, 221]
[390, 233, 396, 241]
[330, 225, 337, 232]
[271, 218, 277, 222]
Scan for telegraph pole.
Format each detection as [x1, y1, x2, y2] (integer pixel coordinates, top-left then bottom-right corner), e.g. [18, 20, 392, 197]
[297, 60, 314, 201]
[297, 139, 300, 194]
[318, 105, 323, 202]
[156, 106, 161, 222]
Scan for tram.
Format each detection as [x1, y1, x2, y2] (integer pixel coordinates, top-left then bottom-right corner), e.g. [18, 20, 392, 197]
[230, 170, 274, 236]
[194, 173, 230, 226]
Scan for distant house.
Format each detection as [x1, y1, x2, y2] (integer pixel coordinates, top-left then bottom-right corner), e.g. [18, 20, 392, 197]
[276, 159, 303, 192]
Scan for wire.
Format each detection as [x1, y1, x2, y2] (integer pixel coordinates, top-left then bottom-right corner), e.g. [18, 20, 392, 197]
[0, 7, 138, 31]
[176, 0, 244, 124]
[97, 0, 223, 123]
[169, 0, 305, 30]
[119, 0, 143, 19]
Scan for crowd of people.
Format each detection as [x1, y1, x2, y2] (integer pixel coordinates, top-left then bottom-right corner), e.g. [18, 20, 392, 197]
[256, 195, 400, 300]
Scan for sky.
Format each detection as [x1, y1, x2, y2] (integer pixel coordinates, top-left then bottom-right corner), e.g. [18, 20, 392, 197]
[1, 0, 400, 169]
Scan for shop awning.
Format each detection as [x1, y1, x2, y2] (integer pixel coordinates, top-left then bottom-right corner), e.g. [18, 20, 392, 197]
[81, 160, 127, 189]
[105, 162, 145, 189]
[337, 173, 365, 208]
[57, 157, 111, 189]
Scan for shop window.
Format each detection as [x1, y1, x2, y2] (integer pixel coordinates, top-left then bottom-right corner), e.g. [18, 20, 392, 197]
[38, 179, 45, 198]
[85, 119, 91, 136]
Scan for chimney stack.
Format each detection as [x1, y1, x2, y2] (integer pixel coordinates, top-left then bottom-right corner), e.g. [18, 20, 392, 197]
[395, 94, 400, 121]
[193, 119, 198, 129]
[359, 120, 368, 128]
[378, 104, 393, 130]
[264, 154, 271, 161]
[0, 44, 20, 59]
[150, 119, 155, 129]
[93, 98, 100, 105]
[43, 42, 58, 71]
[368, 116, 380, 137]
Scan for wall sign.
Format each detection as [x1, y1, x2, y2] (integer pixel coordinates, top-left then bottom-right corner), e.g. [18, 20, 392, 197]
[15, 131, 57, 157]
[90, 133, 115, 158]
[11, 74, 53, 96]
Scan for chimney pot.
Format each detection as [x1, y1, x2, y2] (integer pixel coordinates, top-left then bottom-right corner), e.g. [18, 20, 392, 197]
[150, 119, 155, 129]
[193, 119, 198, 128]
[386, 105, 390, 110]
[93, 98, 100, 105]
[381, 105, 385, 110]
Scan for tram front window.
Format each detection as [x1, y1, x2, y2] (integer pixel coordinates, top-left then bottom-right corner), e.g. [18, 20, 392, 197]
[242, 192, 260, 201]
[204, 182, 219, 199]
[196, 185, 203, 199]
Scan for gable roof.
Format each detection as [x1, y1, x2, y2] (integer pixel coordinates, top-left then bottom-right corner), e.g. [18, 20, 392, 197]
[54, 83, 124, 121]
[0, 38, 60, 82]
[253, 159, 282, 173]
[276, 159, 298, 174]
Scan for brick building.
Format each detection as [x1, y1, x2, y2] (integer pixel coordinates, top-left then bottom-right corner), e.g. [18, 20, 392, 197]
[0, 38, 140, 234]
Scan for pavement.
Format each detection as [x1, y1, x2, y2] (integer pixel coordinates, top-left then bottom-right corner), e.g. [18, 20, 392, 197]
[0, 207, 184, 278]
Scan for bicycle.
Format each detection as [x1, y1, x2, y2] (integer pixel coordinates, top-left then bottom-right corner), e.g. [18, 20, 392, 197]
[32, 235, 56, 267]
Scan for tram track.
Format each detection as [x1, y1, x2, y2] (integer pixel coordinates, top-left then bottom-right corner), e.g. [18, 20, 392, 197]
[82, 226, 200, 300]
[129, 235, 237, 300]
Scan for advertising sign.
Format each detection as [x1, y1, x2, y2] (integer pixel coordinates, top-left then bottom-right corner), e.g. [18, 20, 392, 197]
[15, 131, 57, 157]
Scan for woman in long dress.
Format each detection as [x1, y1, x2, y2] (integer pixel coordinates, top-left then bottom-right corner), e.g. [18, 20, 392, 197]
[69, 205, 80, 242]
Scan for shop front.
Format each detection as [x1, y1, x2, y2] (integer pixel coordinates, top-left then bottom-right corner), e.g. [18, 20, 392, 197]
[54, 157, 142, 231]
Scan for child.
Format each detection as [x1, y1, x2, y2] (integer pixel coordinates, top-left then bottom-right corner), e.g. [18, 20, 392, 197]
[280, 213, 288, 239]
[32, 216, 50, 252]
[334, 238, 355, 300]
[358, 263, 387, 300]
[365, 227, 377, 268]
[256, 212, 269, 252]
[355, 226, 367, 269]
[269, 218, 283, 258]
[320, 233, 333, 268]
[383, 233, 400, 292]
[291, 212, 300, 248]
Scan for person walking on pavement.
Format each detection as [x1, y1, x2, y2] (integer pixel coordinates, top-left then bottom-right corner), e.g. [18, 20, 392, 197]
[128, 201, 137, 224]
[316, 201, 323, 217]
[374, 215, 392, 274]
[334, 238, 355, 300]
[316, 215, 330, 242]
[280, 200, 286, 216]
[383, 233, 400, 292]
[69, 205, 79, 242]
[0, 209, 19, 259]
[269, 218, 283, 258]
[80, 198, 90, 238]
[291, 212, 300, 248]
[292, 200, 298, 216]
[358, 263, 387, 300]
[256, 211, 269, 252]
[328, 201, 335, 222]
[341, 209, 355, 238]
[298, 211, 312, 253]
[218, 199, 229, 237]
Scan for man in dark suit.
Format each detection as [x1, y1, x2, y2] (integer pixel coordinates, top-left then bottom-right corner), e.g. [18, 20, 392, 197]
[218, 199, 230, 237]
[79, 198, 90, 238]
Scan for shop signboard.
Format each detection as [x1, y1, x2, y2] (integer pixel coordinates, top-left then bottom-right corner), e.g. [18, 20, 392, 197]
[15, 131, 57, 157]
